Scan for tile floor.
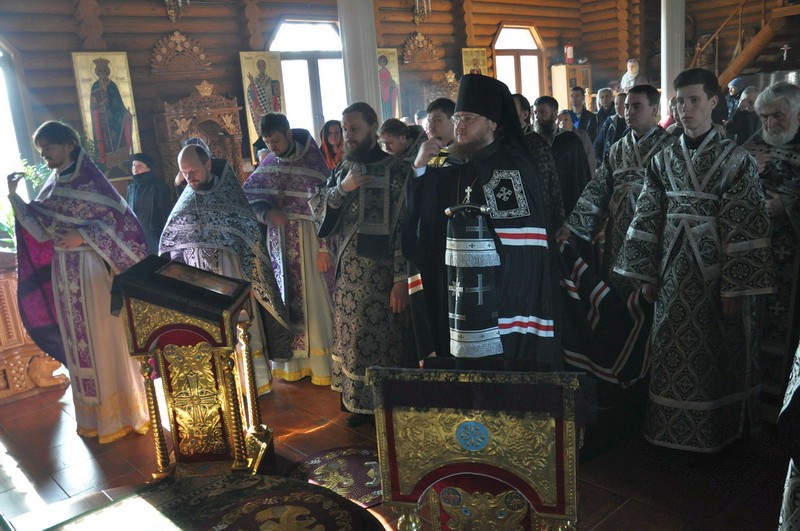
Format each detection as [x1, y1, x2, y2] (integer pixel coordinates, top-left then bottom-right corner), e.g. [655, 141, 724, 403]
[0, 377, 788, 530]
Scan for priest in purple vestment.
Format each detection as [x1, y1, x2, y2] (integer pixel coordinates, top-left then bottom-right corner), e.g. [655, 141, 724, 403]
[160, 145, 293, 395]
[8, 120, 149, 443]
[243, 113, 335, 386]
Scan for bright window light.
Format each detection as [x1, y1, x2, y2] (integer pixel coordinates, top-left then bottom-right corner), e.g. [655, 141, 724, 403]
[495, 28, 538, 50]
[495, 56, 516, 93]
[0, 62, 29, 219]
[281, 59, 314, 134]
[520, 55, 540, 102]
[271, 22, 342, 52]
[318, 58, 347, 123]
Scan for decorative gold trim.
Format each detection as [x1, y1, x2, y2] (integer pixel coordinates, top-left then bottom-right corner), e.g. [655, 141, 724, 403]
[428, 488, 442, 530]
[392, 409, 557, 503]
[126, 299, 223, 352]
[437, 486, 529, 529]
[237, 320, 260, 427]
[369, 367, 582, 524]
[139, 355, 171, 477]
[195, 80, 214, 97]
[222, 346, 249, 471]
[162, 343, 227, 457]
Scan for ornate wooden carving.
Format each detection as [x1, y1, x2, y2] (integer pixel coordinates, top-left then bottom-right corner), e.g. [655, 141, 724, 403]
[150, 31, 212, 75]
[0, 267, 69, 403]
[153, 81, 244, 182]
[402, 32, 438, 64]
[240, 0, 265, 51]
[73, 0, 107, 51]
[424, 70, 459, 104]
[165, 0, 190, 22]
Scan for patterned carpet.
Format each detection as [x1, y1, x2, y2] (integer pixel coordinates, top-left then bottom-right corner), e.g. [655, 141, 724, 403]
[56, 474, 383, 530]
[289, 446, 383, 508]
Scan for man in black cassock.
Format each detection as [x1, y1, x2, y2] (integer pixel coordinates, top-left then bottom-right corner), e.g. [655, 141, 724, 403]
[531, 95, 592, 216]
[310, 102, 415, 425]
[127, 152, 172, 254]
[403, 74, 562, 368]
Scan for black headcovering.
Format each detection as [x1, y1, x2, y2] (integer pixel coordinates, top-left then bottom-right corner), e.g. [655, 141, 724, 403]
[130, 152, 155, 169]
[454, 74, 525, 149]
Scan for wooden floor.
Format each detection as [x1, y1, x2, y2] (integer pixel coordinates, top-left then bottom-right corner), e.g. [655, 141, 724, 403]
[0, 376, 788, 530]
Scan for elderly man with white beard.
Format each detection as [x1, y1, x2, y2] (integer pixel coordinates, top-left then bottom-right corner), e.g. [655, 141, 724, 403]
[743, 81, 800, 423]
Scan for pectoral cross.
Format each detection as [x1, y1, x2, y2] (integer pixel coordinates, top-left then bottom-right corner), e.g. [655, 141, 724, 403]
[781, 43, 791, 61]
[463, 185, 472, 204]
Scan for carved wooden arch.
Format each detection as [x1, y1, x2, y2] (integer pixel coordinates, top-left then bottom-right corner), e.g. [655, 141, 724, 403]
[402, 32, 438, 64]
[150, 31, 212, 75]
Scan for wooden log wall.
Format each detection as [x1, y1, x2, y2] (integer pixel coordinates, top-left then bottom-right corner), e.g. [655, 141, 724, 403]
[0, 0, 336, 170]
[579, 0, 643, 89]
[3, 0, 757, 173]
[641, 0, 660, 83]
[376, 0, 456, 116]
[638, 0, 775, 87]
[685, 0, 767, 78]
[468, 0, 582, 103]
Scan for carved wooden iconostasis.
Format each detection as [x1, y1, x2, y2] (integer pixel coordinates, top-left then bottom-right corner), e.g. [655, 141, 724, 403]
[149, 30, 243, 183]
[154, 80, 244, 185]
[423, 70, 460, 107]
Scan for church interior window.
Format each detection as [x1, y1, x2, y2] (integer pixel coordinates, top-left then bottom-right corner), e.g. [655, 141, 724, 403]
[269, 21, 346, 137]
[493, 25, 546, 104]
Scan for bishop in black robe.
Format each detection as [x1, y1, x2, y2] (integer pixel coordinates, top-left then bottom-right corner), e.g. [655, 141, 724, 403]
[403, 75, 563, 368]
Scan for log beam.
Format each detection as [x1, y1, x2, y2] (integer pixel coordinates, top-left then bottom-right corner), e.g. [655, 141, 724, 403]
[73, 0, 106, 50]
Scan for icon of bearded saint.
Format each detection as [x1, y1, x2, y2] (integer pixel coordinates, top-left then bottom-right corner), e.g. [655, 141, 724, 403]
[247, 59, 282, 126]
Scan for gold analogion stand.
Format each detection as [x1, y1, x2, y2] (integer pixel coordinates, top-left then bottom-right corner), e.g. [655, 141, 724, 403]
[112, 256, 272, 478]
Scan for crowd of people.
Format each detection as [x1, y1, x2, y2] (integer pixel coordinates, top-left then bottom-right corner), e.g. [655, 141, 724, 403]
[6, 65, 800, 522]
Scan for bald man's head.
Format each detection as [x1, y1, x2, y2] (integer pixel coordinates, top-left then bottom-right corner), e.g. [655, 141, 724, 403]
[178, 145, 213, 190]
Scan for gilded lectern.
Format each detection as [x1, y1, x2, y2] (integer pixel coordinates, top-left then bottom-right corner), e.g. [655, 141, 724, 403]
[368, 367, 591, 531]
[111, 255, 272, 478]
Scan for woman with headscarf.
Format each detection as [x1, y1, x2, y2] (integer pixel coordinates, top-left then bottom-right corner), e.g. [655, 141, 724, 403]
[319, 120, 343, 171]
